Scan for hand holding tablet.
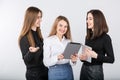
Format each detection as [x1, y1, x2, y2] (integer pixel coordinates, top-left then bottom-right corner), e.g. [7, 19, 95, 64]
[81, 44, 92, 63]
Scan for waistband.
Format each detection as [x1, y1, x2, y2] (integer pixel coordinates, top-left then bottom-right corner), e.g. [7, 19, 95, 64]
[83, 62, 102, 66]
[49, 63, 70, 68]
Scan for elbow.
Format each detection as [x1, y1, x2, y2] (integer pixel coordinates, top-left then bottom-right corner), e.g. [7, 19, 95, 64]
[43, 58, 50, 67]
[23, 56, 31, 63]
[44, 62, 49, 67]
[110, 57, 115, 63]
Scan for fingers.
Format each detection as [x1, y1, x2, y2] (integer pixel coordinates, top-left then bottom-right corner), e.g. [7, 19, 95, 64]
[70, 54, 78, 62]
[85, 49, 97, 58]
[79, 54, 88, 60]
[29, 47, 40, 52]
[58, 54, 64, 60]
[36, 47, 40, 50]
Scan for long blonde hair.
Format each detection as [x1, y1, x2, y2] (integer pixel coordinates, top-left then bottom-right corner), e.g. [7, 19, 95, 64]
[18, 6, 43, 47]
[49, 15, 72, 40]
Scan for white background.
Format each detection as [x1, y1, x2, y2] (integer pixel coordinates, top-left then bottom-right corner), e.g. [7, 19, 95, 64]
[0, 0, 120, 80]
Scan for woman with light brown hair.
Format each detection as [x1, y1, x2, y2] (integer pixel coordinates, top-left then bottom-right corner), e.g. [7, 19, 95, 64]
[18, 6, 48, 80]
[43, 15, 77, 80]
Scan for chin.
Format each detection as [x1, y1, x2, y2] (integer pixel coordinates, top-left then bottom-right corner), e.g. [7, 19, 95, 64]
[88, 27, 92, 29]
[37, 26, 40, 27]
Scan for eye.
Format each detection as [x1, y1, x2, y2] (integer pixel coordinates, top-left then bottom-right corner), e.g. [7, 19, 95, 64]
[59, 24, 62, 27]
[37, 16, 42, 19]
[89, 18, 93, 20]
[64, 25, 67, 28]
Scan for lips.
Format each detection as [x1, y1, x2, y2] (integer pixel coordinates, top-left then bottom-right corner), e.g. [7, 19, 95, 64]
[59, 29, 65, 33]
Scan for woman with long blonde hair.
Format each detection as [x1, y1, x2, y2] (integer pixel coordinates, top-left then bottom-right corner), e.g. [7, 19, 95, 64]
[43, 15, 77, 80]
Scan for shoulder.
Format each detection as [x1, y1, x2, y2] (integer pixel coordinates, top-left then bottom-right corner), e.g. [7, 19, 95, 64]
[102, 33, 112, 42]
[44, 35, 56, 43]
[20, 36, 28, 44]
[19, 35, 30, 48]
[103, 33, 111, 39]
[44, 35, 55, 40]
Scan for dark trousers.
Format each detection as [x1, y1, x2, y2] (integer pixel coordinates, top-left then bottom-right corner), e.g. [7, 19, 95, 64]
[26, 69, 48, 80]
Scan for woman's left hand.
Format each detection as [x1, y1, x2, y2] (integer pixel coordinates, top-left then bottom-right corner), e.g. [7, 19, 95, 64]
[86, 49, 98, 59]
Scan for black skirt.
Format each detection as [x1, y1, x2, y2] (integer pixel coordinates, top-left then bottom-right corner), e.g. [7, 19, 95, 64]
[80, 64, 104, 80]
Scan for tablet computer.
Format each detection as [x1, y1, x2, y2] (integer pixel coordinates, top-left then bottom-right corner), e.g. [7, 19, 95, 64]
[81, 45, 92, 63]
[63, 42, 81, 59]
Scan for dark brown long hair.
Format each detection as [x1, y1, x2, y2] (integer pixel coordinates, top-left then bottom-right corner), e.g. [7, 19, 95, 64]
[18, 6, 43, 47]
[86, 9, 108, 39]
[49, 15, 72, 40]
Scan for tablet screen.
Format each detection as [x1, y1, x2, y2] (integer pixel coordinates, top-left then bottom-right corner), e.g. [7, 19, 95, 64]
[63, 42, 81, 59]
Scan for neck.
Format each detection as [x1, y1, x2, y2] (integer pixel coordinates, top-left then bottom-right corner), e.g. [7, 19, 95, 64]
[56, 34, 63, 41]
[31, 26, 37, 31]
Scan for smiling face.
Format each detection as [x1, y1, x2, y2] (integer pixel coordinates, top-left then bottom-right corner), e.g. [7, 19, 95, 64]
[87, 13, 94, 30]
[56, 20, 68, 37]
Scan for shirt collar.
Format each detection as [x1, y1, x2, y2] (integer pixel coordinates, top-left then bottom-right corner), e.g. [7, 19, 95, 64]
[54, 35, 66, 42]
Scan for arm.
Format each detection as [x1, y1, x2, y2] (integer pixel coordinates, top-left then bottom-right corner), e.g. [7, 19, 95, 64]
[43, 39, 58, 67]
[97, 35, 115, 63]
[20, 36, 35, 63]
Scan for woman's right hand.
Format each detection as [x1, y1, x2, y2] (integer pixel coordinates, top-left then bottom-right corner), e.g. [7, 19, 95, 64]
[29, 47, 39, 53]
[79, 53, 88, 61]
[58, 54, 64, 60]
[70, 54, 78, 62]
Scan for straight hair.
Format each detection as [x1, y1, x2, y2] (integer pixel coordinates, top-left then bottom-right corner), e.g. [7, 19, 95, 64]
[18, 6, 43, 47]
[86, 9, 108, 39]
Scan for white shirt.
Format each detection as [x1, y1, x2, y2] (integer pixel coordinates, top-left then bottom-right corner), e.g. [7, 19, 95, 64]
[43, 35, 72, 67]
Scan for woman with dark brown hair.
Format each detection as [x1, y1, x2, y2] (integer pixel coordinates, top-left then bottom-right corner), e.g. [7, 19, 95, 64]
[18, 6, 48, 80]
[79, 9, 115, 80]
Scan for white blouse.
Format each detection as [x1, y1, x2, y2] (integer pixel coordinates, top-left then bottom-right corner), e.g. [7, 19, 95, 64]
[43, 35, 71, 67]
